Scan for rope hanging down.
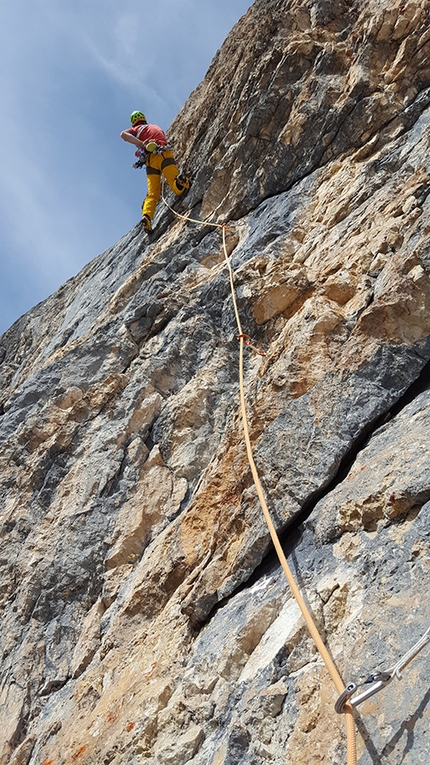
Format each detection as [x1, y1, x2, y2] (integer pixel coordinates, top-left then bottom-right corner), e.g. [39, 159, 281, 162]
[220, 222, 429, 763]
[159, 186, 358, 765]
[221, 227, 358, 765]
[160, 184, 429, 764]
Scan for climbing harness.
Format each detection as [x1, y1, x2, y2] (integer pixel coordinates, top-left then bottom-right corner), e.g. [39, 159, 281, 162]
[335, 625, 430, 713]
[133, 144, 174, 168]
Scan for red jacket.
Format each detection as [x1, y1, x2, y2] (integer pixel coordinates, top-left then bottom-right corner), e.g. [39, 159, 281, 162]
[126, 123, 169, 149]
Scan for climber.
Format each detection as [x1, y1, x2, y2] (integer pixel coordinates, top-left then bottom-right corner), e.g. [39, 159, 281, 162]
[120, 111, 190, 232]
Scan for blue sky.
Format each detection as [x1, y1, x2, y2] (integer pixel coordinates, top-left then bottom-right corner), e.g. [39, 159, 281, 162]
[0, 0, 252, 336]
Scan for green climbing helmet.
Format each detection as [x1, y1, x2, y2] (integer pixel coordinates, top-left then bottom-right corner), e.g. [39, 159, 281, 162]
[130, 110, 146, 126]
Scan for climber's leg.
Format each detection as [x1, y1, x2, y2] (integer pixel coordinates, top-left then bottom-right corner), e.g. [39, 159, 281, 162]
[161, 151, 190, 196]
[142, 155, 162, 220]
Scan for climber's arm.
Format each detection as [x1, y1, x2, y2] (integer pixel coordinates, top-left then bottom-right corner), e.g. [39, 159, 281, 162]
[120, 130, 146, 149]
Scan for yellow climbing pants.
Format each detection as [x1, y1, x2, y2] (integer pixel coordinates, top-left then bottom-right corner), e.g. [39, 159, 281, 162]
[142, 150, 183, 219]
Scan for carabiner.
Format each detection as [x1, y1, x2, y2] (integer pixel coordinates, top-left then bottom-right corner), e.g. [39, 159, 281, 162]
[335, 672, 393, 713]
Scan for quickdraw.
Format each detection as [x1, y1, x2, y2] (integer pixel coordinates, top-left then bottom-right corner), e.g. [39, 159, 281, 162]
[335, 625, 430, 714]
[237, 333, 266, 357]
[132, 154, 146, 169]
[335, 671, 393, 714]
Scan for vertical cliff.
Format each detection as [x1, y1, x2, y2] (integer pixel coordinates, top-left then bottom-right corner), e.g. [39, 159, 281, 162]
[1, 1, 429, 764]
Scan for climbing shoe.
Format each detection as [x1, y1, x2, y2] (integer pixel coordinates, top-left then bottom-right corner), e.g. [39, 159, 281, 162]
[142, 214, 153, 232]
[175, 174, 190, 193]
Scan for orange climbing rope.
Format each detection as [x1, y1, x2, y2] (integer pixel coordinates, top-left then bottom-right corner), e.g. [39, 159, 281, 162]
[221, 225, 358, 765]
[160, 188, 357, 764]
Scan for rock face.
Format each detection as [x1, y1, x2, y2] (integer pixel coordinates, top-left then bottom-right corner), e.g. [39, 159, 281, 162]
[1, 1, 430, 763]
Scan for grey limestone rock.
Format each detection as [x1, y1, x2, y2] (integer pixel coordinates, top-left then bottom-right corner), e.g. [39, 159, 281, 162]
[1, 1, 430, 764]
